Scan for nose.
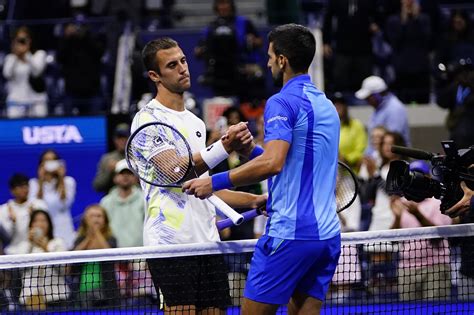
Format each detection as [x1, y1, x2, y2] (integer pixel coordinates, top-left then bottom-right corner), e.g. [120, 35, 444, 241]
[178, 62, 187, 74]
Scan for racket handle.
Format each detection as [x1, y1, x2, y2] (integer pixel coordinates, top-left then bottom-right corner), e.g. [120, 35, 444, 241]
[217, 209, 260, 230]
[208, 195, 244, 225]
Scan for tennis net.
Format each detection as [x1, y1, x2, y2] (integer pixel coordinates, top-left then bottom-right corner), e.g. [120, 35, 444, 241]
[0, 224, 473, 314]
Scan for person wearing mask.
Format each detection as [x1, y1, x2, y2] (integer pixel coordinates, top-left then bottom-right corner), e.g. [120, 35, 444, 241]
[29, 149, 76, 249]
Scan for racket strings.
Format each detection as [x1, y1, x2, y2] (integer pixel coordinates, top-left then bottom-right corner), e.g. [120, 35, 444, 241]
[127, 124, 192, 186]
[336, 164, 358, 212]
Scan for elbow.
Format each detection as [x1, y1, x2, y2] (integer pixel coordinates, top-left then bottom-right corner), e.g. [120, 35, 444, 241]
[262, 160, 283, 177]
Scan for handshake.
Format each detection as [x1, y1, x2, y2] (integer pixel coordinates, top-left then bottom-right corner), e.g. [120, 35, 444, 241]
[220, 121, 256, 157]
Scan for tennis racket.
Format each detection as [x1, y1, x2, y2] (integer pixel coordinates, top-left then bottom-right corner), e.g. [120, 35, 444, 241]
[216, 161, 358, 230]
[125, 121, 244, 225]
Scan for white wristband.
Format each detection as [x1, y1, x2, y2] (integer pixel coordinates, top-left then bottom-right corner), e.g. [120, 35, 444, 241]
[200, 140, 229, 169]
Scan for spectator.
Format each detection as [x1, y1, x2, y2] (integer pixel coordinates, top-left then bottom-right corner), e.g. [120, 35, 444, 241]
[100, 159, 144, 248]
[390, 161, 452, 301]
[436, 10, 474, 76]
[355, 75, 410, 153]
[195, 0, 264, 99]
[2, 26, 47, 118]
[362, 131, 407, 299]
[29, 149, 76, 249]
[358, 126, 387, 231]
[0, 174, 47, 311]
[436, 56, 474, 149]
[93, 123, 129, 194]
[368, 131, 406, 231]
[0, 173, 47, 255]
[332, 92, 367, 173]
[56, 21, 106, 115]
[70, 204, 120, 308]
[385, 0, 432, 104]
[322, 0, 379, 96]
[18, 210, 69, 310]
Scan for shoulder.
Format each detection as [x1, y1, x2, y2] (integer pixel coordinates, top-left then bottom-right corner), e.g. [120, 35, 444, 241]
[49, 237, 67, 252]
[65, 176, 76, 185]
[33, 50, 47, 58]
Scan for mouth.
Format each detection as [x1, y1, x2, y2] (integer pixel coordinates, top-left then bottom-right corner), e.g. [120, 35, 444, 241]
[179, 76, 190, 82]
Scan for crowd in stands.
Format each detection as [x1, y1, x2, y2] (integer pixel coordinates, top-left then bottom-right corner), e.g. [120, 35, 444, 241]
[0, 0, 473, 311]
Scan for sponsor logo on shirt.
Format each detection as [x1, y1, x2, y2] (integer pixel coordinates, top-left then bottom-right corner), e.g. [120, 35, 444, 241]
[23, 125, 84, 145]
[267, 115, 288, 123]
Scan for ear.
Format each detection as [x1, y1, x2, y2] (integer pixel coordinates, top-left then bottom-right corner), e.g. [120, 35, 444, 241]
[148, 70, 161, 83]
[278, 55, 286, 70]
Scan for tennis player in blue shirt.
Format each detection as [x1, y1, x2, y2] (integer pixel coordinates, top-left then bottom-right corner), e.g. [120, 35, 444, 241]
[183, 24, 341, 315]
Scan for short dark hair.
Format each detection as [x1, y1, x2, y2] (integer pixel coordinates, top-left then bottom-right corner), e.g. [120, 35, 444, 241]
[268, 24, 316, 73]
[9, 173, 29, 189]
[142, 37, 178, 74]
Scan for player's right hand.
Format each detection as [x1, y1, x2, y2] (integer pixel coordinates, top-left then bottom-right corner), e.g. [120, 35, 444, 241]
[222, 122, 253, 153]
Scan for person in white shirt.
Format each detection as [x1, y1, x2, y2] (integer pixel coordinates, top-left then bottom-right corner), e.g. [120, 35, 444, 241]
[134, 37, 266, 314]
[17, 210, 69, 309]
[29, 149, 76, 249]
[2, 26, 48, 118]
[0, 173, 47, 255]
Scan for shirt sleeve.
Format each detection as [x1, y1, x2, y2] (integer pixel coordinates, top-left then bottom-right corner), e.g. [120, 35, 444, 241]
[263, 95, 296, 144]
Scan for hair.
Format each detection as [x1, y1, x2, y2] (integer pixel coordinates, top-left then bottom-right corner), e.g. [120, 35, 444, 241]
[213, 0, 236, 15]
[142, 37, 178, 74]
[268, 24, 316, 73]
[77, 204, 113, 239]
[29, 210, 54, 241]
[381, 131, 407, 165]
[12, 26, 37, 52]
[9, 173, 29, 189]
[38, 149, 60, 166]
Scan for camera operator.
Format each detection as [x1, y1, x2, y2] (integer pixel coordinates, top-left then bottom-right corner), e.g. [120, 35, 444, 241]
[445, 181, 474, 219]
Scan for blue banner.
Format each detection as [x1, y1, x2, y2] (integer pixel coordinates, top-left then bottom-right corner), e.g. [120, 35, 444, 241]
[0, 116, 107, 228]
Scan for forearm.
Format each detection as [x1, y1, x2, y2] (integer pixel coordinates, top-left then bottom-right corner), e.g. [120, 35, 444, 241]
[391, 215, 401, 229]
[229, 154, 278, 188]
[73, 238, 90, 251]
[414, 212, 435, 227]
[2, 55, 17, 79]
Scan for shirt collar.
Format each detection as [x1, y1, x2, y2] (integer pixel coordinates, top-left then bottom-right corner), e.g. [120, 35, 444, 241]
[281, 74, 311, 92]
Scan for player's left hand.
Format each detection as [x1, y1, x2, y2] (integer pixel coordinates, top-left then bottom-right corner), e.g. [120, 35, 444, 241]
[183, 177, 213, 199]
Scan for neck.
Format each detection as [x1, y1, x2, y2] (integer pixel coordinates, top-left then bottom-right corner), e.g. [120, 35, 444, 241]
[155, 87, 185, 112]
[14, 198, 27, 205]
[118, 186, 133, 199]
[283, 71, 307, 86]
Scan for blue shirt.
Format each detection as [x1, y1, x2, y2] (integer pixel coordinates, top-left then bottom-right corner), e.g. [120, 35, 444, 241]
[366, 93, 410, 155]
[263, 74, 341, 240]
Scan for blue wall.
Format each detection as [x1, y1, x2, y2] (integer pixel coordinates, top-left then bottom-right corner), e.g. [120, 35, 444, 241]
[0, 116, 107, 226]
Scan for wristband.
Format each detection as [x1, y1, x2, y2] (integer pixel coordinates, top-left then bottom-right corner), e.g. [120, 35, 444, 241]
[249, 145, 264, 160]
[211, 171, 233, 191]
[200, 140, 229, 169]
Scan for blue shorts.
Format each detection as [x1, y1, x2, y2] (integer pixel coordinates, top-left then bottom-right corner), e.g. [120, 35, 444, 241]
[244, 234, 341, 305]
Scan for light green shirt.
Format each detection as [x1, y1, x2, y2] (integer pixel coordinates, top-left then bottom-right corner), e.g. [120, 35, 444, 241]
[100, 186, 144, 247]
